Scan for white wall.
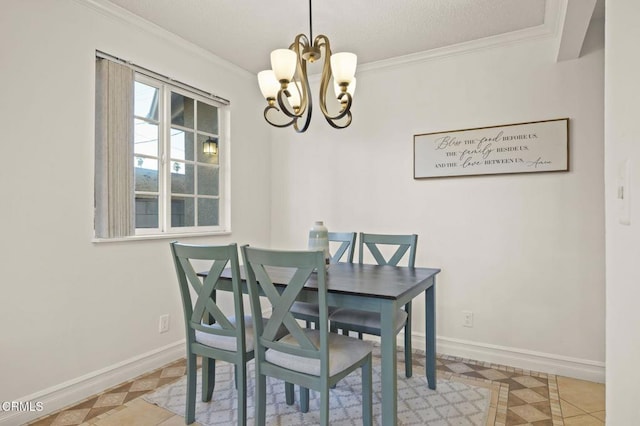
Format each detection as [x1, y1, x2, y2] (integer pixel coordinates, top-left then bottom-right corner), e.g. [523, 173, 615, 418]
[605, 0, 640, 422]
[0, 0, 610, 422]
[269, 22, 605, 379]
[0, 0, 268, 420]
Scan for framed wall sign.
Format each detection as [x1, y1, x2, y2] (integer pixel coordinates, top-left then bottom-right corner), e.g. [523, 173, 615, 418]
[413, 118, 569, 179]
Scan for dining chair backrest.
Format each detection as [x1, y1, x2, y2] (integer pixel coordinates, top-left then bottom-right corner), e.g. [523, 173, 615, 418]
[358, 232, 418, 267]
[170, 242, 247, 354]
[328, 231, 357, 264]
[241, 246, 329, 366]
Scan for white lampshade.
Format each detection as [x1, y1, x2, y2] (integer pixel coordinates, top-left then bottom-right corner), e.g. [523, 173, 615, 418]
[270, 49, 297, 82]
[334, 77, 356, 98]
[257, 70, 280, 99]
[288, 81, 302, 109]
[330, 52, 357, 84]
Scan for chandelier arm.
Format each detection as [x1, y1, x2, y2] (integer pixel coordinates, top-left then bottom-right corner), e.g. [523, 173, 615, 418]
[289, 33, 313, 132]
[293, 34, 311, 117]
[275, 34, 312, 120]
[293, 99, 312, 133]
[316, 35, 333, 120]
[264, 105, 297, 128]
[325, 110, 352, 129]
[276, 89, 300, 118]
[315, 35, 352, 123]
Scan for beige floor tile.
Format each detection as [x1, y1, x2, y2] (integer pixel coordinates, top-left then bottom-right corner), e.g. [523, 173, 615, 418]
[508, 404, 550, 423]
[477, 368, 509, 381]
[51, 408, 91, 426]
[560, 398, 587, 417]
[563, 414, 604, 425]
[94, 393, 127, 408]
[512, 375, 546, 388]
[510, 388, 548, 404]
[557, 376, 605, 413]
[591, 410, 606, 421]
[160, 367, 186, 379]
[157, 414, 200, 426]
[92, 399, 173, 426]
[129, 378, 161, 392]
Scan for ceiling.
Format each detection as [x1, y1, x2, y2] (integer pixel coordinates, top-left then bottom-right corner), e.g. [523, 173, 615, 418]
[105, 0, 604, 75]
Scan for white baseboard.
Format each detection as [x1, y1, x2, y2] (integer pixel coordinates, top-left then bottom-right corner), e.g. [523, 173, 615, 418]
[432, 335, 605, 383]
[364, 332, 605, 383]
[0, 340, 185, 425]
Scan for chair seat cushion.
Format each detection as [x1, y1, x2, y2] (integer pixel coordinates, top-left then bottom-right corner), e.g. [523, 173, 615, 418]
[290, 302, 340, 318]
[265, 330, 373, 377]
[329, 308, 408, 334]
[195, 316, 286, 353]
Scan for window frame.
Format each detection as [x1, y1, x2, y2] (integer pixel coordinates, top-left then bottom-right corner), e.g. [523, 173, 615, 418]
[133, 73, 230, 237]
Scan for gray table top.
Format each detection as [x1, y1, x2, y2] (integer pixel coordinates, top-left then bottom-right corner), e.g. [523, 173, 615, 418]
[219, 262, 440, 301]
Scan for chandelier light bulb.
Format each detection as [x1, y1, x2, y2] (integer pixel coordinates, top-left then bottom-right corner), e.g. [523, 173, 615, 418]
[270, 49, 297, 83]
[258, 70, 280, 100]
[288, 81, 303, 110]
[330, 52, 357, 85]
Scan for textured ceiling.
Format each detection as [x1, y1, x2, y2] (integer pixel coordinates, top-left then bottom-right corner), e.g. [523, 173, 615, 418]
[105, 0, 550, 74]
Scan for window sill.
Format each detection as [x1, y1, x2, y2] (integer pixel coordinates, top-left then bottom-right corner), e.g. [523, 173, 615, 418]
[92, 230, 231, 243]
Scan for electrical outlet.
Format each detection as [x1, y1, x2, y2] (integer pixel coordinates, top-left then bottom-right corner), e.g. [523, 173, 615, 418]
[463, 311, 473, 328]
[159, 314, 170, 333]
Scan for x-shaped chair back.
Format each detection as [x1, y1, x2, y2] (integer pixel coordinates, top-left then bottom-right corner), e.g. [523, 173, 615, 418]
[241, 246, 329, 365]
[358, 233, 418, 267]
[170, 242, 246, 353]
[328, 232, 357, 264]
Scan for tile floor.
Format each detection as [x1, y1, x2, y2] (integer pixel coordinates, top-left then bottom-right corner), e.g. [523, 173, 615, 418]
[28, 353, 604, 426]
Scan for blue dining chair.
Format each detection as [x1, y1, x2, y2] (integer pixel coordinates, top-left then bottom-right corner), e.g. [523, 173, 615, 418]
[329, 232, 418, 378]
[170, 242, 286, 425]
[241, 245, 373, 426]
[290, 231, 357, 329]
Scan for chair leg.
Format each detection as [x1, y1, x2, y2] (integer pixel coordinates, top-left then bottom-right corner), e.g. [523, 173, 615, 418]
[202, 357, 215, 402]
[320, 385, 330, 426]
[405, 304, 413, 378]
[300, 387, 310, 413]
[236, 362, 247, 426]
[285, 382, 295, 405]
[234, 365, 238, 389]
[255, 372, 266, 426]
[186, 353, 197, 424]
[362, 355, 373, 426]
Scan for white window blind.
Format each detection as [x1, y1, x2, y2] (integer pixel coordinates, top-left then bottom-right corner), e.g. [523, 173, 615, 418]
[94, 58, 135, 238]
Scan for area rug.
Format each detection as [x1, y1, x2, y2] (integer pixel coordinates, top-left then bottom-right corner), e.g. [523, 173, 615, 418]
[144, 353, 491, 425]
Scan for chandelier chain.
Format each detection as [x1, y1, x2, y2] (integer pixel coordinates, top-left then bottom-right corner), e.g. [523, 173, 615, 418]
[308, 0, 313, 41]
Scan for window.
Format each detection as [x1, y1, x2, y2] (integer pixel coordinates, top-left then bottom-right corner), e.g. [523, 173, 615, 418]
[94, 55, 229, 240]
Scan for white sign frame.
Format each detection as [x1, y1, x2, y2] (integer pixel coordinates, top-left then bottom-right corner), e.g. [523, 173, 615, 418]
[413, 118, 569, 179]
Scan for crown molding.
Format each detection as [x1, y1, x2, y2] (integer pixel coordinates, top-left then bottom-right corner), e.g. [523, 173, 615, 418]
[75, 0, 565, 79]
[358, 0, 563, 74]
[74, 0, 255, 79]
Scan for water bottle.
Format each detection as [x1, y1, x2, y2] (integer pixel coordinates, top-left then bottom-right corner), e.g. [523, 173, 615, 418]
[308, 221, 330, 270]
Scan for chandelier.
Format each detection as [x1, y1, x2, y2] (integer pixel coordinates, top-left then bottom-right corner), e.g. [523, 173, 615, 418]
[257, 0, 357, 133]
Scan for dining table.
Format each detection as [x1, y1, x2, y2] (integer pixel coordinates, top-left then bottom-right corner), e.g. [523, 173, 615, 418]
[208, 261, 441, 426]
